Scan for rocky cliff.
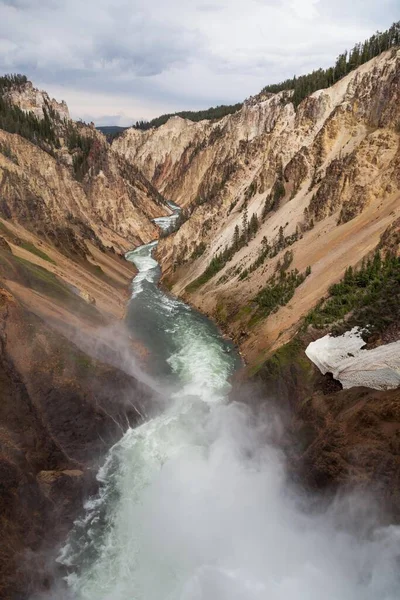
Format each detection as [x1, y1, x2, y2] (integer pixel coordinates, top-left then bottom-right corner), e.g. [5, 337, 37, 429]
[0, 78, 171, 253]
[5, 80, 70, 121]
[114, 48, 400, 366]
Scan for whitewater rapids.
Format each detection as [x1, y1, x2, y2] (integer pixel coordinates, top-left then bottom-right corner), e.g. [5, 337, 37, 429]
[57, 223, 400, 599]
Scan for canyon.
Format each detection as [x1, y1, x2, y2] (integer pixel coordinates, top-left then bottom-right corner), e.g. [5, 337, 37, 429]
[113, 47, 400, 366]
[0, 42, 399, 598]
[114, 44, 400, 535]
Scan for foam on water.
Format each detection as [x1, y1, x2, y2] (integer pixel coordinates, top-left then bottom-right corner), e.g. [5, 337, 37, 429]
[153, 201, 181, 232]
[126, 241, 160, 297]
[57, 221, 400, 600]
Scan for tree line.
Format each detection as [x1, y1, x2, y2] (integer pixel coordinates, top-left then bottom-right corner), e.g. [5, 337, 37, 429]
[0, 76, 95, 181]
[0, 93, 58, 150]
[261, 21, 400, 107]
[132, 103, 243, 131]
[0, 74, 28, 94]
[0, 73, 60, 150]
[251, 266, 311, 323]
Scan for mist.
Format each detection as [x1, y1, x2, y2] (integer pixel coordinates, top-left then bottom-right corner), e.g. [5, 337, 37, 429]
[32, 232, 400, 600]
[35, 392, 399, 600]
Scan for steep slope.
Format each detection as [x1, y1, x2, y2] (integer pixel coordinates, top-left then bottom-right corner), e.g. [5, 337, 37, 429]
[249, 226, 400, 513]
[0, 78, 170, 252]
[115, 48, 400, 365]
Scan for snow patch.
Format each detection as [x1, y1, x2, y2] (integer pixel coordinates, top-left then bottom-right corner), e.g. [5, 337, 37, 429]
[305, 328, 400, 391]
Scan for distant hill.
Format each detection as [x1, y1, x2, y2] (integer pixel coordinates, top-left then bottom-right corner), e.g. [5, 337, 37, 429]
[132, 103, 243, 131]
[96, 125, 128, 137]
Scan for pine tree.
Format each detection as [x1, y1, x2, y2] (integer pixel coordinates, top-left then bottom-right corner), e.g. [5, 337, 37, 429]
[278, 226, 284, 249]
[233, 224, 240, 250]
[249, 213, 259, 238]
[242, 205, 249, 243]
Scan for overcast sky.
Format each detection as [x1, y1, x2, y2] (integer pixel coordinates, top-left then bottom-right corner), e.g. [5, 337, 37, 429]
[0, 0, 398, 125]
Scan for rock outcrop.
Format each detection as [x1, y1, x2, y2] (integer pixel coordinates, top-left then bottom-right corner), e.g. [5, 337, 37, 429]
[5, 80, 70, 121]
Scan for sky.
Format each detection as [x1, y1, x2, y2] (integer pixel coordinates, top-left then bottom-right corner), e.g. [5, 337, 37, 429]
[0, 0, 398, 126]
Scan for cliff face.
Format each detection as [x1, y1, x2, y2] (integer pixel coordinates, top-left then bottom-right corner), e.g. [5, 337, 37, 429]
[1, 81, 171, 253]
[0, 130, 167, 252]
[114, 49, 400, 365]
[113, 92, 290, 209]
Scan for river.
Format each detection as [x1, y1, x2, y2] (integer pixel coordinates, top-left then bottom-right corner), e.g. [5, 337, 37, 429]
[57, 207, 400, 600]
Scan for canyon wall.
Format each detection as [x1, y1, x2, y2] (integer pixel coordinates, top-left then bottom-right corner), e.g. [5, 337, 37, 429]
[114, 49, 400, 515]
[114, 48, 400, 366]
[1, 47, 400, 596]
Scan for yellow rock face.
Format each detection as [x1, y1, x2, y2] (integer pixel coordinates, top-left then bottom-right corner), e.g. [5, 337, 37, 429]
[114, 49, 400, 365]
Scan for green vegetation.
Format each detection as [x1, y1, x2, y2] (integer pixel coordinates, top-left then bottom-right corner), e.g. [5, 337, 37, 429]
[191, 241, 206, 260]
[186, 254, 228, 293]
[185, 208, 260, 292]
[96, 125, 127, 141]
[0, 74, 94, 180]
[133, 103, 243, 131]
[0, 74, 27, 93]
[20, 241, 56, 264]
[252, 250, 400, 379]
[240, 226, 301, 281]
[250, 267, 311, 324]
[262, 179, 285, 219]
[65, 125, 94, 181]
[0, 94, 58, 150]
[0, 74, 59, 151]
[186, 209, 303, 293]
[250, 337, 311, 379]
[304, 251, 400, 334]
[261, 21, 400, 107]
[0, 141, 18, 163]
[129, 20, 400, 133]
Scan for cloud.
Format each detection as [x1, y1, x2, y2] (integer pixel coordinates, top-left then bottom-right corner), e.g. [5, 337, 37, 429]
[0, 0, 398, 124]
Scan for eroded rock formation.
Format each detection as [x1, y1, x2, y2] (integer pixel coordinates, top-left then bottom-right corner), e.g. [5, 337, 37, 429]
[114, 49, 400, 365]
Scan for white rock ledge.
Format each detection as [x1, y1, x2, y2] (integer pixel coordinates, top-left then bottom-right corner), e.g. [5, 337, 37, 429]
[305, 328, 400, 391]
